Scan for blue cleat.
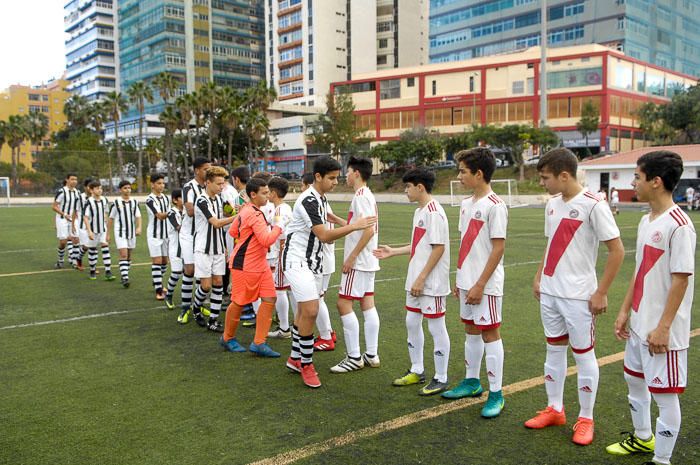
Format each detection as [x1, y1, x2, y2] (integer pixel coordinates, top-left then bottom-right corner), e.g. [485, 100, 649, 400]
[249, 342, 281, 358]
[441, 378, 484, 399]
[481, 390, 505, 418]
[219, 336, 246, 353]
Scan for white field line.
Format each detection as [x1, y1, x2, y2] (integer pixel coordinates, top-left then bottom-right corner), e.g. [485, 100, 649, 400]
[0, 306, 163, 331]
[250, 328, 700, 465]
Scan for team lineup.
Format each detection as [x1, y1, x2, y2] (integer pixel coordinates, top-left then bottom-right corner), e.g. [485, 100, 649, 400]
[50, 149, 694, 465]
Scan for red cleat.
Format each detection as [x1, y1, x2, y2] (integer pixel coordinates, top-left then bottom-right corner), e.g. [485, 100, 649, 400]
[301, 363, 321, 388]
[314, 337, 335, 351]
[524, 406, 566, 429]
[331, 330, 337, 342]
[286, 357, 301, 373]
[572, 417, 594, 446]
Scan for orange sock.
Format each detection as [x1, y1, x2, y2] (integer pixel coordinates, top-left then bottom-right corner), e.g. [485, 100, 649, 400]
[224, 302, 242, 341]
[254, 301, 275, 345]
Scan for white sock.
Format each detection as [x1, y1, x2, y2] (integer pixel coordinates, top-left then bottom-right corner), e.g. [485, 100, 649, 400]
[362, 307, 380, 356]
[484, 339, 504, 392]
[275, 290, 289, 331]
[625, 372, 653, 440]
[465, 334, 485, 379]
[316, 297, 332, 340]
[427, 317, 450, 383]
[544, 344, 568, 412]
[652, 393, 681, 465]
[405, 311, 424, 375]
[341, 312, 361, 358]
[574, 349, 599, 419]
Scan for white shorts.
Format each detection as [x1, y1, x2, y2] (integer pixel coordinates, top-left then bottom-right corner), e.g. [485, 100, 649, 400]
[270, 259, 289, 290]
[180, 235, 194, 265]
[322, 273, 333, 294]
[540, 293, 595, 353]
[169, 255, 184, 273]
[87, 232, 108, 248]
[147, 237, 168, 257]
[79, 228, 90, 246]
[284, 264, 323, 303]
[194, 252, 226, 278]
[115, 236, 137, 250]
[624, 332, 687, 394]
[56, 216, 74, 240]
[459, 289, 502, 329]
[339, 270, 375, 300]
[405, 293, 447, 318]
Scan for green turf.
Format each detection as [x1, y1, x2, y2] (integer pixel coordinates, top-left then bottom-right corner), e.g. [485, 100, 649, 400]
[0, 203, 698, 465]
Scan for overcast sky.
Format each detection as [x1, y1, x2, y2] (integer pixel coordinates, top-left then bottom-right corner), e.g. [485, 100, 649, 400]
[0, 1, 67, 89]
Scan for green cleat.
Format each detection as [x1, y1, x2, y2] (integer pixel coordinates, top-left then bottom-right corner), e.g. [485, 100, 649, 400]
[164, 293, 174, 310]
[392, 370, 425, 387]
[441, 378, 484, 399]
[104, 271, 115, 281]
[481, 390, 505, 418]
[605, 432, 655, 455]
[177, 307, 190, 324]
[419, 378, 449, 396]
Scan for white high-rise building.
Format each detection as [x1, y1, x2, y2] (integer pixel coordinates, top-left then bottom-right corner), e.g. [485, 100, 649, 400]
[64, 0, 119, 101]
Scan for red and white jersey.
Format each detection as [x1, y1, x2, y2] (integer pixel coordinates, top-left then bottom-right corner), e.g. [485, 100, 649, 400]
[540, 190, 620, 301]
[322, 202, 336, 275]
[270, 202, 293, 260]
[343, 186, 380, 272]
[456, 192, 508, 296]
[260, 201, 277, 260]
[630, 205, 696, 350]
[405, 198, 450, 297]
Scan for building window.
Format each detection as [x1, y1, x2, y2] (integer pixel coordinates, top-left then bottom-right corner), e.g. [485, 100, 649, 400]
[432, 80, 437, 95]
[379, 79, 400, 100]
[407, 77, 415, 87]
[377, 55, 388, 65]
[547, 67, 603, 89]
[379, 38, 388, 49]
[512, 80, 525, 94]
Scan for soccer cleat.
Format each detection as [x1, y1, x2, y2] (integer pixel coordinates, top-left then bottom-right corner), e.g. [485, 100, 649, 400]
[481, 390, 505, 418]
[441, 378, 484, 399]
[196, 306, 211, 317]
[249, 342, 281, 358]
[121, 278, 130, 288]
[301, 363, 322, 388]
[240, 307, 255, 320]
[155, 290, 165, 301]
[207, 319, 224, 333]
[330, 355, 364, 373]
[75, 259, 84, 271]
[524, 406, 567, 429]
[89, 271, 97, 280]
[419, 378, 449, 396]
[241, 318, 256, 328]
[331, 330, 337, 342]
[362, 353, 381, 368]
[605, 432, 655, 456]
[55, 261, 64, 269]
[268, 326, 292, 339]
[313, 337, 335, 351]
[286, 357, 302, 373]
[392, 370, 426, 387]
[219, 336, 246, 353]
[193, 312, 207, 327]
[164, 293, 174, 310]
[104, 271, 115, 281]
[572, 417, 594, 446]
[177, 307, 190, 324]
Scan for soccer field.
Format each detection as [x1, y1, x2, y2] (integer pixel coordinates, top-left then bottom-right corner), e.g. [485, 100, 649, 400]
[1, 203, 698, 465]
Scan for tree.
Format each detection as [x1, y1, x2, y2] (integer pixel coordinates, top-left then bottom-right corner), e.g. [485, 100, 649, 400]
[199, 81, 222, 160]
[63, 94, 90, 129]
[152, 72, 179, 107]
[175, 93, 196, 161]
[26, 112, 50, 169]
[241, 82, 276, 169]
[159, 105, 181, 188]
[87, 101, 108, 142]
[5, 115, 29, 189]
[127, 81, 154, 192]
[636, 84, 700, 145]
[576, 99, 600, 157]
[309, 92, 365, 167]
[219, 86, 243, 168]
[103, 91, 129, 176]
[369, 127, 443, 172]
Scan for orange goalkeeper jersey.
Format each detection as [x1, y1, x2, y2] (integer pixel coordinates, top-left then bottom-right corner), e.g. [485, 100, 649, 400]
[228, 203, 282, 272]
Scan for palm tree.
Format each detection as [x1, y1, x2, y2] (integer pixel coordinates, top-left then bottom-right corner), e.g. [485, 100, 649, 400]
[144, 137, 162, 175]
[159, 105, 181, 188]
[26, 112, 50, 164]
[199, 81, 222, 160]
[175, 93, 196, 161]
[63, 94, 90, 128]
[88, 101, 108, 141]
[152, 72, 179, 107]
[242, 82, 277, 169]
[127, 81, 154, 192]
[5, 115, 29, 189]
[103, 91, 129, 176]
[220, 86, 243, 167]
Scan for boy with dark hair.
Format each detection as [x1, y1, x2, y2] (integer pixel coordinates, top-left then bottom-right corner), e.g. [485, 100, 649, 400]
[146, 173, 171, 301]
[606, 151, 695, 465]
[331, 156, 381, 373]
[165, 189, 184, 310]
[301, 172, 315, 189]
[52, 173, 80, 269]
[83, 181, 114, 281]
[375, 168, 452, 395]
[108, 181, 141, 287]
[526, 148, 625, 446]
[231, 166, 251, 205]
[441, 148, 508, 418]
[76, 177, 94, 271]
[283, 156, 376, 388]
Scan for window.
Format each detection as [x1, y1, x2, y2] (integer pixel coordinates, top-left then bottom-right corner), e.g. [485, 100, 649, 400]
[508, 101, 534, 121]
[379, 79, 400, 100]
[547, 67, 603, 89]
[377, 55, 388, 65]
[657, 29, 671, 46]
[28, 94, 41, 101]
[356, 113, 376, 131]
[401, 111, 419, 129]
[407, 77, 415, 87]
[380, 111, 401, 130]
[486, 103, 507, 123]
[379, 38, 388, 49]
[432, 80, 437, 95]
[469, 75, 475, 92]
[512, 80, 524, 94]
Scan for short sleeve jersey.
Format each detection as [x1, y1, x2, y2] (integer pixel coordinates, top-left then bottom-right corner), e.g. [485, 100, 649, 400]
[282, 186, 327, 274]
[322, 203, 336, 274]
[221, 183, 240, 209]
[84, 197, 109, 234]
[270, 202, 293, 261]
[145, 193, 170, 239]
[260, 202, 277, 260]
[194, 194, 226, 255]
[630, 206, 696, 350]
[166, 207, 183, 257]
[109, 198, 141, 239]
[456, 192, 508, 295]
[540, 190, 620, 301]
[343, 186, 380, 272]
[406, 198, 450, 297]
[55, 186, 79, 217]
[181, 180, 206, 239]
[77, 192, 89, 229]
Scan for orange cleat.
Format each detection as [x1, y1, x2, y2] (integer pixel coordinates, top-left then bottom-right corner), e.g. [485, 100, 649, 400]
[286, 357, 301, 373]
[524, 406, 566, 429]
[301, 363, 322, 388]
[314, 337, 335, 351]
[572, 417, 594, 446]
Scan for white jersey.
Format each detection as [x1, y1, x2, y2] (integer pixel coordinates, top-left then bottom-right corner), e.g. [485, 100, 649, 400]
[282, 186, 327, 274]
[221, 183, 240, 209]
[181, 179, 206, 239]
[77, 192, 89, 230]
[194, 194, 226, 255]
[406, 198, 450, 297]
[84, 197, 110, 235]
[260, 201, 277, 260]
[270, 202, 293, 260]
[456, 192, 508, 296]
[166, 207, 183, 258]
[145, 193, 170, 240]
[109, 198, 141, 239]
[630, 205, 695, 350]
[343, 186, 380, 272]
[611, 190, 619, 204]
[322, 203, 335, 275]
[540, 190, 620, 301]
[54, 186, 79, 217]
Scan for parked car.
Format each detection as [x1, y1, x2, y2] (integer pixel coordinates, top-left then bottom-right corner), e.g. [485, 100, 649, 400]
[432, 160, 457, 170]
[495, 157, 511, 168]
[278, 172, 301, 180]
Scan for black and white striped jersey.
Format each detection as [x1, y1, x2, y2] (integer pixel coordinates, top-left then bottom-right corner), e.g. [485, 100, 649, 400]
[109, 198, 141, 239]
[194, 194, 226, 255]
[181, 179, 206, 239]
[145, 193, 170, 239]
[282, 186, 328, 274]
[167, 207, 183, 257]
[84, 197, 109, 234]
[77, 192, 89, 229]
[54, 186, 79, 216]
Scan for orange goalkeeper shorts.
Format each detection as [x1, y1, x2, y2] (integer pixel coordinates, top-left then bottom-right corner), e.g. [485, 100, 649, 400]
[230, 269, 276, 305]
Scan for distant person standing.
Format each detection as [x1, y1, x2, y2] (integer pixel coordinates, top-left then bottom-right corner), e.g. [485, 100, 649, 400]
[610, 187, 620, 215]
[597, 188, 607, 202]
[685, 185, 695, 211]
[52, 173, 80, 269]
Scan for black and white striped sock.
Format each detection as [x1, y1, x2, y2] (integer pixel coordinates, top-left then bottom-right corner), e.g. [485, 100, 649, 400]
[193, 286, 208, 309]
[181, 274, 193, 310]
[290, 325, 301, 360]
[78, 246, 86, 261]
[160, 263, 167, 276]
[57, 247, 65, 264]
[166, 270, 181, 296]
[67, 242, 74, 263]
[209, 285, 223, 318]
[101, 246, 111, 272]
[119, 260, 129, 280]
[88, 248, 98, 272]
[151, 264, 162, 292]
[300, 334, 315, 366]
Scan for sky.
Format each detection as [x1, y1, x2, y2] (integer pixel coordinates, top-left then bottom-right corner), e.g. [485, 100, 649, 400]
[0, 1, 67, 89]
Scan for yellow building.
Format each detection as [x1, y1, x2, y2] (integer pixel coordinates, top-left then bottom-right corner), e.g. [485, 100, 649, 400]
[0, 78, 70, 169]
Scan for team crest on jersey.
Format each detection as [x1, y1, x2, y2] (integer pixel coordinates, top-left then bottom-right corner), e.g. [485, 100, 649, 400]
[569, 209, 579, 218]
[418, 220, 424, 227]
[651, 231, 663, 243]
[475, 210, 482, 219]
[548, 209, 554, 216]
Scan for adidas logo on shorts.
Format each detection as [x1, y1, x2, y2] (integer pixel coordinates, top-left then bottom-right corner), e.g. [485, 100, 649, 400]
[579, 385, 592, 393]
[652, 377, 663, 385]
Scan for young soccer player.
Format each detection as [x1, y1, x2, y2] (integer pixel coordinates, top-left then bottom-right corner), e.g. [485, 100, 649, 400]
[145, 174, 171, 301]
[192, 166, 235, 332]
[76, 178, 94, 271]
[178, 157, 212, 323]
[230, 166, 257, 322]
[108, 180, 142, 288]
[165, 189, 184, 310]
[283, 156, 376, 388]
[611, 187, 620, 215]
[525, 148, 625, 446]
[441, 148, 508, 418]
[606, 151, 695, 465]
[374, 168, 452, 396]
[83, 181, 114, 281]
[52, 173, 80, 269]
[330, 156, 381, 373]
[221, 177, 284, 356]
